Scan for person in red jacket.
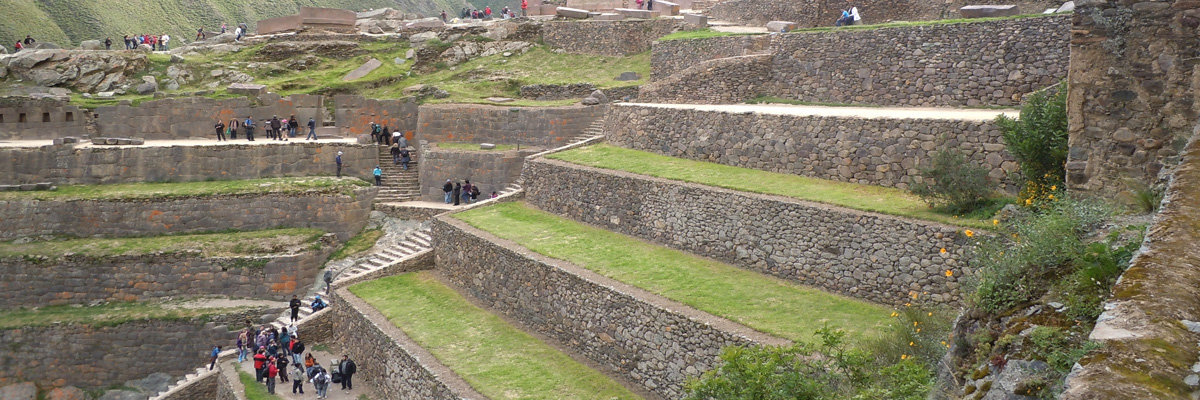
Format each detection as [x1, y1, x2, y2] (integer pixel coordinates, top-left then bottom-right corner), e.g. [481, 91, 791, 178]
[253, 350, 268, 382]
[521, 0, 528, 16]
[484, 6, 492, 18]
[266, 357, 279, 394]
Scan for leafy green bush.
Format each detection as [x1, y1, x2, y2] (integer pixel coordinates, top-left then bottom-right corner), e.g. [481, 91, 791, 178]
[867, 306, 954, 369]
[996, 88, 1068, 203]
[909, 149, 994, 213]
[1056, 226, 1144, 321]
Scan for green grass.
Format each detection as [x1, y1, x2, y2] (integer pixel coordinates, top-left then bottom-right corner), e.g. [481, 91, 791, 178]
[238, 366, 280, 400]
[453, 202, 891, 343]
[0, 301, 252, 329]
[329, 228, 383, 261]
[657, 28, 756, 41]
[548, 144, 993, 229]
[0, 177, 368, 201]
[0, 228, 324, 257]
[436, 142, 520, 151]
[352, 272, 642, 400]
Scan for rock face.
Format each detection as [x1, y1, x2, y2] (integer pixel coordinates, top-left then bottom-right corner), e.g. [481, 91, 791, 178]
[0, 383, 37, 400]
[960, 5, 1021, 18]
[1, 50, 150, 92]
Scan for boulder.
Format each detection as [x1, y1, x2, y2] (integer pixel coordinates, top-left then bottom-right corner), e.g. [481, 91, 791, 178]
[0, 382, 37, 400]
[981, 359, 1048, 400]
[588, 89, 610, 103]
[405, 17, 445, 29]
[0, 45, 7, 54]
[208, 32, 237, 44]
[766, 20, 797, 32]
[30, 42, 61, 50]
[342, 58, 382, 81]
[170, 54, 184, 63]
[657, 0, 681, 15]
[80, 40, 103, 50]
[405, 49, 416, 59]
[480, 143, 496, 150]
[684, 13, 708, 27]
[97, 91, 115, 98]
[581, 96, 601, 105]
[135, 44, 152, 52]
[228, 82, 267, 96]
[135, 81, 157, 94]
[615, 8, 654, 18]
[615, 71, 641, 81]
[46, 386, 87, 400]
[409, 31, 439, 44]
[960, 5, 1021, 18]
[556, 7, 592, 19]
[1056, 1, 1075, 12]
[141, 75, 156, 84]
[125, 372, 174, 394]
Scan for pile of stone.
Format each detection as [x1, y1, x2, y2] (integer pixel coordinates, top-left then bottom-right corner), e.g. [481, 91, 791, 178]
[91, 137, 146, 145]
[0, 182, 55, 191]
[51, 137, 81, 145]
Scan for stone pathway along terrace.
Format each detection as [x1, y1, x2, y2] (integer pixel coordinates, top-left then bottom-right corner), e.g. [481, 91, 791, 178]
[0, 138, 359, 148]
[620, 102, 1019, 121]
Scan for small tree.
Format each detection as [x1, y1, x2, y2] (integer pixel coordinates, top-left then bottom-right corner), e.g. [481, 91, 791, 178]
[996, 88, 1068, 191]
[909, 149, 993, 214]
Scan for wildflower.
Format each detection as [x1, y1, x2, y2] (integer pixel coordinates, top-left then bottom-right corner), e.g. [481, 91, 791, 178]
[940, 248, 947, 254]
[945, 270, 953, 277]
[1025, 198, 1032, 206]
[891, 311, 899, 317]
[928, 312, 933, 316]
[964, 229, 975, 238]
[993, 219, 999, 226]
[904, 302, 911, 307]
[901, 354, 908, 360]
[911, 292, 919, 299]
[913, 321, 919, 326]
[1048, 194, 1055, 200]
[1050, 185, 1057, 191]
[909, 341, 915, 346]
[916, 328, 921, 333]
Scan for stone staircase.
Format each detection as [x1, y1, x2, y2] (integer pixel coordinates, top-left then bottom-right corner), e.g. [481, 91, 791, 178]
[375, 145, 420, 203]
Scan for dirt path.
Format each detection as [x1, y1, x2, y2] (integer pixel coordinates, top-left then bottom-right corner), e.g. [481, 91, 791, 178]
[620, 102, 1020, 121]
[234, 346, 378, 400]
[0, 138, 359, 148]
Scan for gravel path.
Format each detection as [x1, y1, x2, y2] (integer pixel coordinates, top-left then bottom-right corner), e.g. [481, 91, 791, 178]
[619, 102, 1020, 121]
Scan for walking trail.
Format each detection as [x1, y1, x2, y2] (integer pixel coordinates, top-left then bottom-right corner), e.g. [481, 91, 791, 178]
[620, 102, 1020, 121]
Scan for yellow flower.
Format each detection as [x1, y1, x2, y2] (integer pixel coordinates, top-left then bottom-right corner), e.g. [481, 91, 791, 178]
[904, 302, 911, 307]
[940, 248, 947, 254]
[909, 341, 915, 346]
[913, 321, 919, 326]
[1025, 198, 1033, 206]
[916, 328, 922, 333]
[901, 354, 908, 360]
[911, 292, 919, 299]
[1051, 185, 1057, 191]
[993, 219, 999, 226]
[1048, 194, 1055, 200]
[891, 311, 899, 317]
[945, 270, 954, 277]
[928, 312, 933, 316]
[964, 230, 975, 238]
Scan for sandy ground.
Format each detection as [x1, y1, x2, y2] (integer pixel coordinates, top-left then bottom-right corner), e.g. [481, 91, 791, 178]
[619, 102, 1020, 121]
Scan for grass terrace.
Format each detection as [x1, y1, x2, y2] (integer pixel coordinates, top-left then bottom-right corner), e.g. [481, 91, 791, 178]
[352, 271, 642, 400]
[548, 144, 996, 229]
[0, 228, 324, 258]
[328, 228, 383, 261]
[435, 142, 521, 152]
[0, 300, 255, 329]
[0, 177, 369, 201]
[453, 202, 891, 343]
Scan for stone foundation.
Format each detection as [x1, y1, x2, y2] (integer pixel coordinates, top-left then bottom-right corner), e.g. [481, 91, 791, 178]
[638, 54, 773, 103]
[542, 19, 684, 56]
[0, 97, 89, 140]
[416, 103, 605, 147]
[95, 94, 325, 140]
[417, 145, 537, 202]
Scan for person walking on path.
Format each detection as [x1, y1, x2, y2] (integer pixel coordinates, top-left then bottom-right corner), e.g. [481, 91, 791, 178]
[161, 34, 170, 50]
[244, 116, 255, 141]
[289, 115, 299, 138]
[270, 116, 283, 141]
[453, 182, 462, 206]
[522, 0, 528, 16]
[324, 269, 334, 294]
[266, 358, 279, 394]
[276, 355, 290, 384]
[24, 35, 35, 46]
[313, 367, 331, 399]
[373, 166, 383, 186]
[307, 117, 318, 140]
[290, 363, 305, 394]
[848, 1, 861, 25]
[335, 151, 343, 178]
[390, 144, 400, 165]
[253, 349, 268, 382]
[214, 119, 226, 141]
[196, 27, 206, 40]
[443, 179, 453, 203]
[395, 134, 408, 150]
[289, 295, 301, 322]
[339, 355, 357, 391]
[208, 345, 221, 370]
[104, 37, 112, 49]
[462, 180, 473, 204]
[399, 148, 411, 171]
[227, 118, 239, 140]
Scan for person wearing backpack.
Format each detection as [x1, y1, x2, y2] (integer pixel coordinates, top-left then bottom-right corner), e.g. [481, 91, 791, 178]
[244, 116, 255, 141]
[290, 363, 305, 394]
[253, 349, 268, 382]
[289, 295, 302, 323]
[339, 355, 357, 391]
[307, 117, 318, 140]
[290, 339, 305, 365]
[373, 166, 382, 186]
[313, 368, 331, 399]
[399, 148, 411, 171]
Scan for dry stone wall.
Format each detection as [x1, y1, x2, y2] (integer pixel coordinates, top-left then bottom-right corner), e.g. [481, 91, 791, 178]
[416, 103, 604, 147]
[0, 97, 89, 140]
[708, 0, 1060, 27]
[1065, 0, 1199, 195]
[0, 186, 376, 241]
[95, 94, 325, 140]
[605, 104, 1018, 191]
[334, 95, 418, 139]
[0, 242, 334, 308]
[417, 146, 537, 202]
[638, 54, 773, 104]
[650, 35, 770, 81]
[0, 142, 377, 185]
[524, 159, 971, 304]
[433, 217, 781, 399]
[542, 19, 684, 56]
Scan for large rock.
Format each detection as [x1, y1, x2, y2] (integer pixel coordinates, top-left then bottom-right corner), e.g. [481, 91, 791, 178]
[135, 44, 152, 52]
[30, 42, 61, 50]
[615, 71, 641, 81]
[97, 390, 145, 400]
[208, 32, 237, 44]
[409, 31, 439, 44]
[657, 0, 681, 15]
[1056, 1, 1075, 12]
[960, 5, 1021, 18]
[404, 17, 445, 29]
[45, 386, 88, 400]
[125, 372, 174, 394]
[766, 20, 797, 32]
[684, 13, 708, 27]
[615, 8, 654, 18]
[228, 82, 267, 96]
[557, 6, 592, 19]
[588, 89, 610, 103]
[0, 383, 37, 400]
[80, 40, 103, 50]
[135, 81, 157, 94]
[342, 58, 382, 81]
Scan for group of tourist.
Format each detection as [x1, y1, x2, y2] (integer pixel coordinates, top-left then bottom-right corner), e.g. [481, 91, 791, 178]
[214, 115, 318, 142]
[223, 314, 355, 398]
[11, 35, 34, 52]
[122, 34, 171, 50]
[459, 6, 519, 20]
[443, 179, 491, 206]
[835, 1, 863, 26]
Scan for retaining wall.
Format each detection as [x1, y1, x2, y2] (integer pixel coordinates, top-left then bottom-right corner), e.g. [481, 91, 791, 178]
[432, 216, 783, 399]
[416, 145, 537, 202]
[95, 94, 325, 140]
[0, 142, 377, 185]
[649, 35, 770, 81]
[0, 186, 375, 241]
[524, 158, 971, 305]
[0, 239, 336, 307]
[604, 104, 1018, 191]
[708, 0, 1060, 27]
[0, 97, 89, 140]
[416, 103, 604, 147]
[638, 54, 773, 104]
[329, 287, 485, 400]
[334, 95, 419, 139]
[542, 19, 684, 56]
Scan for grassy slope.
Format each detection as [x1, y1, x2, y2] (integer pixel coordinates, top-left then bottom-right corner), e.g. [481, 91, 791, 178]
[548, 144, 993, 229]
[453, 202, 891, 343]
[0, 228, 324, 257]
[0, 301, 252, 329]
[328, 228, 382, 261]
[352, 271, 642, 400]
[0, 177, 368, 201]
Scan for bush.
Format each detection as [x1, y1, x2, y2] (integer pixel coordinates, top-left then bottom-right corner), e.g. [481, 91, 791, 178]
[1056, 226, 1144, 321]
[909, 149, 993, 213]
[996, 88, 1068, 201]
[867, 305, 954, 369]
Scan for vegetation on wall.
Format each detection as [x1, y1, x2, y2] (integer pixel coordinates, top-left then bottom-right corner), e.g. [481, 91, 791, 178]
[996, 88, 1068, 208]
[909, 149, 995, 214]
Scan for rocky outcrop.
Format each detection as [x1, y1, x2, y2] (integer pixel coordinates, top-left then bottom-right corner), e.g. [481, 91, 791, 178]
[1, 50, 149, 92]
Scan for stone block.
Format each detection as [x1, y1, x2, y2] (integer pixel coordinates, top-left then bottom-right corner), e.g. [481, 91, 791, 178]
[766, 20, 797, 32]
[342, 58, 382, 81]
[656, 0, 680, 15]
[480, 143, 497, 149]
[92, 138, 107, 145]
[595, 13, 625, 20]
[959, 5, 1021, 18]
[404, 17, 445, 29]
[105, 138, 118, 145]
[615, 71, 641, 81]
[615, 8, 654, 18]
[130, 138, 145, 145]
[228, 83, 267, 96]
[556, 7, 593, 19]
[683, 13, 708, 27]
[1056, 1, 1074, 12]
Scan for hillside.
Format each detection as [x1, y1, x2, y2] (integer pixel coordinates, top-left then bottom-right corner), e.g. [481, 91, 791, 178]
[0, 0, 524, 50]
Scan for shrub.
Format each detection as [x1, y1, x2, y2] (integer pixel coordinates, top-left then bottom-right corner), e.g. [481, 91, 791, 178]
[866, 305, 954, 370]
[909, 149, 993, 213]
[1056, 226, 1144, 321]
[996, 88, 1068, 201]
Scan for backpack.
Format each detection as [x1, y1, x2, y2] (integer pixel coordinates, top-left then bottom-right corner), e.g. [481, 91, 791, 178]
[316, 372, 331, 385]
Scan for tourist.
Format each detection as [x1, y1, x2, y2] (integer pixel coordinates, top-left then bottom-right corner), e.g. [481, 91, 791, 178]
[104, 37, 112, 50]
[12, 41, 21, 52]
[228, 118, 240, 139]
[485, 6, 492, 18]
[289, 295, 301, 323]
[453, 182, 462, 206]
[368, 122, 378, 144]
[253, 349, 268, 382]
[324, 269, 334, 294]
[290, 338, 305, 365]
[313, 367, 331, 399]
[307, 117, 317, 140]
[312, 295, 328, 311]
[214, 119, 226, 141]
[290, 363, 305, 394]
[208, 345, 221, 370]
[279, 117, 290, 140]
[196, 27, 206, 40]
[522, 0, 528, 16]
[441, 10, 448, 22]
[390, 144, 401, 165]
[266, 357, 278, 394]
[221, 23, 228, 34]
[161, 34, 170, 50]
[491, 191, 498, 199]
[339, 355, 357, 391]
[443, 179, 453, 203]
[267, 339, 279, 358]
[234, 26, 243, 42]
[288, 115, 299, 137]
[373, 166, 383, 186]
[381, 126, 391, 146]
[276, 355, 290, 384]
[335, 151, 343, 178]
[270, 116, 282, 140]
[399, 148, 411, 171]
[392, 129, 403, 147]
[244, 116, 256, 141]
[237, 328, 250, 362]
[471, 184, 481, 202]
[304, 354, 317, 371]
[647, 0, 655, 10]
[23, 35, 35, 46]
[279, 327, 292, 358]
[847, 1, 861, 25]
[462, 180, 473, 204]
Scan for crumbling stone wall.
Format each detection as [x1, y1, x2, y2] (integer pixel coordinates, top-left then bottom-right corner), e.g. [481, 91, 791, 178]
[650, 35, 770, 81]
[433, 216, 781, 399]
[709, 0, 1057, 26]
[334, 95, 418, 139]
[0, 142, 377, 185]
[0, 186, 376, 241]
[0, 240, 335, 308]
[417, 145, 537, 202]
[638, 54, 773, 103]
[0, 318, 252, 390]
[1065, 0, 1199, 195]
[524, 159, 972, 305]
[0, 97, 89, 140]
[542, 19, 685, 56]
[95, 94, 325, 140]
[605, 104, 1018, 191]
[416, 103, 605, 147]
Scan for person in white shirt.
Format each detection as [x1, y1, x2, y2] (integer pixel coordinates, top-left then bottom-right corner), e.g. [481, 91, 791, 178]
[848, 1, 861, 25]
[161, 34, 170, 50]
